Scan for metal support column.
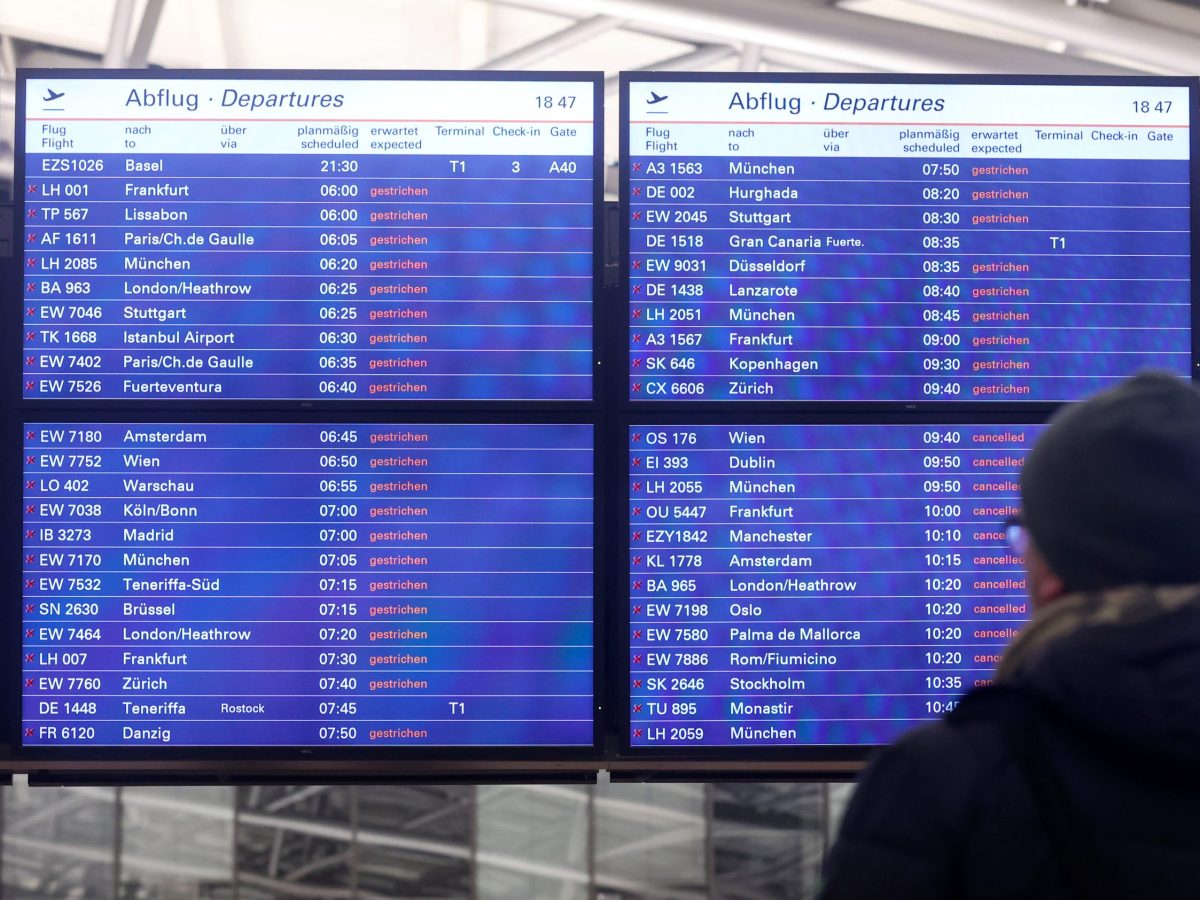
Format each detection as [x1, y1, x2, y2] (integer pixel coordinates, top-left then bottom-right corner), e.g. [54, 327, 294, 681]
[128, 0, 167, 67]
[479, 15, 624, 69]
[103, 0, 138, 67]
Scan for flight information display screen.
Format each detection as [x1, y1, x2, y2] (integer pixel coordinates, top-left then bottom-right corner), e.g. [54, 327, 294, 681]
[624, 76, 1195, 402]
[628, 423, 1039, 748]
[20, 72, 599, 401]
[22, 422, 594, 748]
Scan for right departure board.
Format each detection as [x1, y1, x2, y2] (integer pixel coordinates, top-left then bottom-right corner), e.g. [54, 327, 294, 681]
[623, 76, 1196, 403]
[628, 423, 1041, 748]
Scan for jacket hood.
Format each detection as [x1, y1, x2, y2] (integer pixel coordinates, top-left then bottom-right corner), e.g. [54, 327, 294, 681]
[1002, 584, 1200, 769]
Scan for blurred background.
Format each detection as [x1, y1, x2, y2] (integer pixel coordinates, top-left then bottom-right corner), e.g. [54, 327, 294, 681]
[1, 780, 855, 898]
[0, 0, 1197, 193]
[2, 0, 1198, 896]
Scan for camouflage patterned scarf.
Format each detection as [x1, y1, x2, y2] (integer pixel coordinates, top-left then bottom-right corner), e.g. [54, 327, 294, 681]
[996, 583, 1200, 682]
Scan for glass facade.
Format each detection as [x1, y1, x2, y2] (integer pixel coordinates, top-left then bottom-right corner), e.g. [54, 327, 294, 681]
[0, 780, 855, 899]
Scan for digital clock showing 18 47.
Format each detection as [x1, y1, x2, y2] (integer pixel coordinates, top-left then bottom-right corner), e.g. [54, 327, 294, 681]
[626, 77, 1192, 402]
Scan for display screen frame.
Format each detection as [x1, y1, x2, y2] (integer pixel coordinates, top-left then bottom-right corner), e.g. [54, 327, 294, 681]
[6, 70, 1200, 780]
[613, 408, 1061, 766]
[14, 67, 607, 411]
[619, 71, 1200, 410]
[3, 409, 608, 773]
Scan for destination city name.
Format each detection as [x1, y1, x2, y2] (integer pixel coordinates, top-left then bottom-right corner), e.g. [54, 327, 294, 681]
[730, 356, 818, 374]
[123, 330, 235, 346]
[729, 651, 836, 667]
[124, 183, 190, 197]
[731, 726, 797, 741]
[730, 626, 859, 641]
[729, 578, 857, 593]
[729, 480, 795, 495]
[729, 233, 863, 249]
[730, 701, 796, 715]
[122, 479, 194, 492]
[123, 281, 251, 295]
[121, 600, 178, 613]
[122, 430, 208, 443]
[121, 577, 220, 591]
[729, 676, 806, 691]
[123, 354, 252, 369]
[124, 381, 222, 394]
[124, 231, 254, 247]
[121, 626, 248, 639]
[118, 699, 262, 716]
[123, 503, 197, 517]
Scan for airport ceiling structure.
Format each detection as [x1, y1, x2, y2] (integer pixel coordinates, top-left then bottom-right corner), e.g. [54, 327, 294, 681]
[0, 0, 1198, 189]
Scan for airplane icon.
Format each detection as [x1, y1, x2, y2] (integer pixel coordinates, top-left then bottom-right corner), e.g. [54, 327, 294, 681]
[42, 88, 64, 102]
[647, 91, 668, 105]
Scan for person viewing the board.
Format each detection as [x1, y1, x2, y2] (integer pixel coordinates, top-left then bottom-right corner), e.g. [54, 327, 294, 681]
[818, 370, 1200, 899]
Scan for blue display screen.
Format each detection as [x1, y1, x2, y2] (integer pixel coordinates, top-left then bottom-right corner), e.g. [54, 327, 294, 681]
[21, 74, 597, 401]
[628, 424, 1040, 747]
[626, 78, 1193, 402]
[23, 423, 594, 747]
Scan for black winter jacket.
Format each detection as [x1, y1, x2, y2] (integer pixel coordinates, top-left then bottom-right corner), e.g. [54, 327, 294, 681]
[819, 585, 1200, 899]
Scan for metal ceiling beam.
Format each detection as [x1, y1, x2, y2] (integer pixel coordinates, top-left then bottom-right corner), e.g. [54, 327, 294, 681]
[102, 0, 167, 68]
[557, 792, 589, 900]
[0, 34, 16, 79]
[630, 42, 739, 71]
[237, 810, 471, 860]
[282, 848, 351, 883]
[739, 42, 764, 72]
[513, 784, 708, 827]
[354, 858, 426, 883]
[1105, 0, 1200, 35]
[607, 13, 741, 51]
[73, 785, 232, 821]
[5, 793, 94, 833]
[594, 823, 706, 863]
[759, 47, 881, 73]
[3, 833, 229, 883]
[264, 784, 329, 814]
[192, 0, 230, 68]
[905, 0, 1200, 72]
[479, 14, 625, 69]
[397, 795, 470, 832]
[127, 0, 167, 68]
[488, 0, 1143, 73]
[236, 871, 371, 900]
[102, 0, 137, 67]
[604, 44, 739, 96]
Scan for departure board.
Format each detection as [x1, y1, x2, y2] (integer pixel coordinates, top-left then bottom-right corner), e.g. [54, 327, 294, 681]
[22, 422, 594, 748]
[624, 76, 1195, 402]
[628, 424, 1039, 748]
[20, 72, 599, 401]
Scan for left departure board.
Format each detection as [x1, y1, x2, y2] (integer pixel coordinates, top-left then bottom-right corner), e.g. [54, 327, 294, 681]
[22, 422, 594, 747]
[19, 72, 599, 401]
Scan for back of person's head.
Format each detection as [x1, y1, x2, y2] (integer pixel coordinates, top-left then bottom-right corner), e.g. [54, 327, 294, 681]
[1021, 371, 1200, 592]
